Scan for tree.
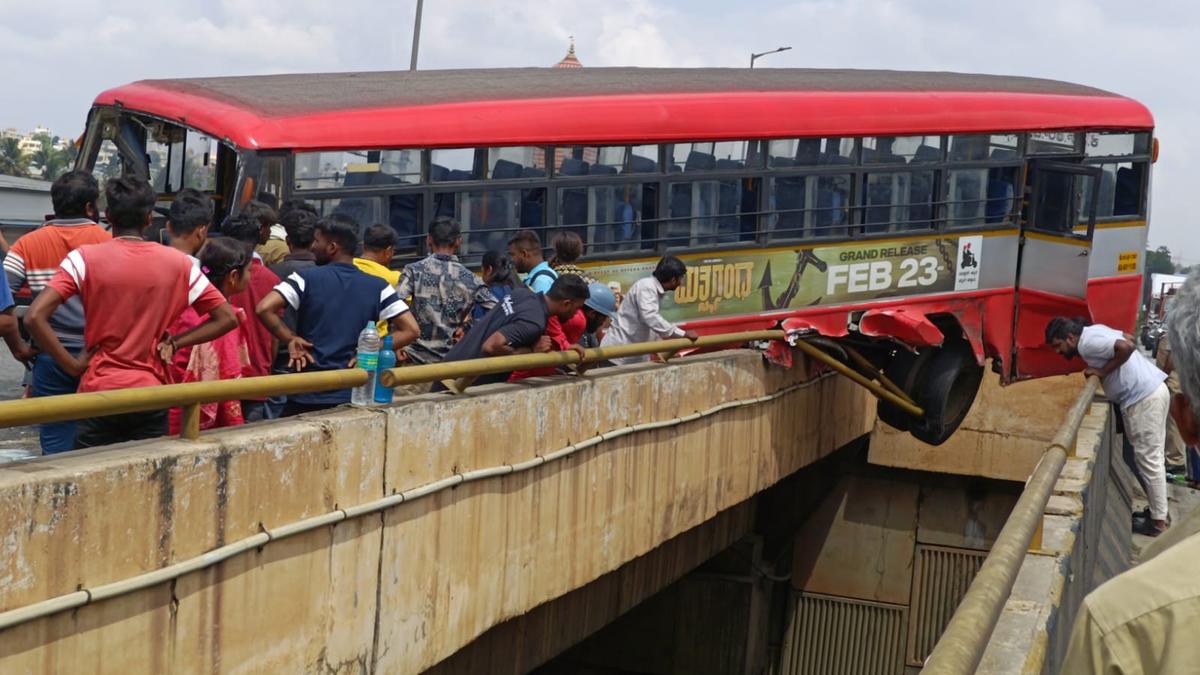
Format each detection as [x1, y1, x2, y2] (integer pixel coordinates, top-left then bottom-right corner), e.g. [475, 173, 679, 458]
[23, 133, 77, 182]
[1144, 245, 1176, 302]
[28, 133, 51, 178]
[0, 137, 30, 177]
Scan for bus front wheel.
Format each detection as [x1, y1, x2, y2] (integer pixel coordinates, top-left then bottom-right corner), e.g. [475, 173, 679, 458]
[877, 340, 983, 445]
[910, 341, 984, 445]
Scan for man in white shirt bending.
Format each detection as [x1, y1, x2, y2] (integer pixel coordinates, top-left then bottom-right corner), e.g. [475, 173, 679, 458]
[1047, 316, 1170, 536]
[600, 255, 698, 366]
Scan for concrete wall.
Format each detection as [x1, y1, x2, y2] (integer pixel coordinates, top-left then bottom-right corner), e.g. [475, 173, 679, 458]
[870, 374, 1087, 481]
[0, 350, 875, 674]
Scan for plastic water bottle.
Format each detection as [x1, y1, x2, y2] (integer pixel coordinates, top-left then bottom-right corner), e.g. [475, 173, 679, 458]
[351, 322, 381, 406]
[374, 335, 397, 404]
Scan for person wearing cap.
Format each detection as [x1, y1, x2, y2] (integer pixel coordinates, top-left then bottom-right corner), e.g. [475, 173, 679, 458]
[506, 270, 601, 383]
[579, 282, 617, 349]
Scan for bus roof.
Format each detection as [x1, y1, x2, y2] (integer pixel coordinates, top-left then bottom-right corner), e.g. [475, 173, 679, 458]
[94, 68, 1154, 151]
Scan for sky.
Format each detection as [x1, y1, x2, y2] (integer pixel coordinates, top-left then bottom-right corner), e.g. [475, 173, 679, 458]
[1, 0, 1195, 257]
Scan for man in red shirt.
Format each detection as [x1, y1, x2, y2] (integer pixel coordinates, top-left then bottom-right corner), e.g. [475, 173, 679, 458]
[26, 176, 237, 448]
[220, 212, 282, 421]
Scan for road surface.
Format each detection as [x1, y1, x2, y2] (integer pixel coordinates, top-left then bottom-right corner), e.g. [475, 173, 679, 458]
[0, 355, 39, 461]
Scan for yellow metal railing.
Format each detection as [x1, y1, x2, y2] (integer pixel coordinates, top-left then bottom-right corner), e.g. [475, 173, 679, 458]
[0, 329, 923, 441]
[921, 375, 1101, 674]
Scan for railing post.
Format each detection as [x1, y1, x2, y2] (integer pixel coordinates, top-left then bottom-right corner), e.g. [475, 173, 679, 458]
[180, 403, 201, 440]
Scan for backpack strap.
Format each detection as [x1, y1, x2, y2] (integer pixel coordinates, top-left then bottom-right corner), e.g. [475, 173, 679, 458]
[528, 268, 558, 288]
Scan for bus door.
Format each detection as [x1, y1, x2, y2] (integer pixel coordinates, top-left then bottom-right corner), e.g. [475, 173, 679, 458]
[1012, 160, 1102, 378]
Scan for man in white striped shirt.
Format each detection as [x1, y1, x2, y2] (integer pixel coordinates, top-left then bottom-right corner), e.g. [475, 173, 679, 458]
[3, 171, 110, 453]
[254, 216, 419, 416]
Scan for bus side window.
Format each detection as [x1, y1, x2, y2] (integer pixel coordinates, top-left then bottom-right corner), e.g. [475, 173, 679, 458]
[1033, 172, 1075, 233]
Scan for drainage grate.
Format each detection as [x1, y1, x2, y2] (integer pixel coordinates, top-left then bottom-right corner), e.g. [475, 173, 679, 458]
[906, 544, 988, 666]
[781, 591, 906, 675]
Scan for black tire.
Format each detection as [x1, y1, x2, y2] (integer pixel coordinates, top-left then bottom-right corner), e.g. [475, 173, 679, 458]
[909, 341, 985, 446]
[876, 348, 934, 432]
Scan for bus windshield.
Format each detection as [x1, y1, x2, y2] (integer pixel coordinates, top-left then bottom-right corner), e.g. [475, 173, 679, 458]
[81, 107, 226, 198]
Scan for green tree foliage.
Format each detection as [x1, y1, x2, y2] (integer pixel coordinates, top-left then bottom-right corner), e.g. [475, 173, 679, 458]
[28, 134, 77, 182]
[0, 138, 31, 177]
[1143, 245, 1176, 301]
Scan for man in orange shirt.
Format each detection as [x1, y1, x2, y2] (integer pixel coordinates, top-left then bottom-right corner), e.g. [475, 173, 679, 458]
[3, 171, 111, 453]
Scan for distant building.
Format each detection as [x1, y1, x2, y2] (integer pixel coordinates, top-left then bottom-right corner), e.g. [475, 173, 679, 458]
[553, 38, 583, 69]
[17, 135, 44, 156]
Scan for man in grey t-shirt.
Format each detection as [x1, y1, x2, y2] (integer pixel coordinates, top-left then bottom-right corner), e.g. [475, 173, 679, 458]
[1047, 317, 1170, 535]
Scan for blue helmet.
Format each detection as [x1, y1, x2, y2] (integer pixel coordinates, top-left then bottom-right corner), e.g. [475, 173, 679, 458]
[584, 282, 618, 318]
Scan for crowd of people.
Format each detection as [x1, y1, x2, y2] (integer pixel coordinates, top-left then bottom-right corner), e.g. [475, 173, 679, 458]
[0, 172, 695, 452]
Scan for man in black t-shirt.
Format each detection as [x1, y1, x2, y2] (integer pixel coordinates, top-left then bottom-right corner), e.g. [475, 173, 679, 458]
[435, 275, 590, 391]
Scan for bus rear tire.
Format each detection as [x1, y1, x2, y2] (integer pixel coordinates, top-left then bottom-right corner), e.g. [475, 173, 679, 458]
[908, 341, 984, 445]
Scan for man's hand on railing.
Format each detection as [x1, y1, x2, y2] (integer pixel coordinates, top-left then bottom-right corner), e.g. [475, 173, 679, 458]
[534, 335, 554, 354]
[683, 329, 700, 341]
[287, 336, 315, 371]
[567, 344, 589, 375]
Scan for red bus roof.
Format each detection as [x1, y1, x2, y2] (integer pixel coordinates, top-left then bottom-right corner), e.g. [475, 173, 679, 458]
[93, 68, 1154, 151]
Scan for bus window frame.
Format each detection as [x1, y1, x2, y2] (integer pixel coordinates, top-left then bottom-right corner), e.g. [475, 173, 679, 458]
[1027, 159, 1102, 241]
[269, 128, 1151, 268]
[1080, 138, 1152, 222]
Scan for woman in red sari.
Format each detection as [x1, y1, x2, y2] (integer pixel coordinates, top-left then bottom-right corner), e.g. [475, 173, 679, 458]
[166, 238, 253, 434]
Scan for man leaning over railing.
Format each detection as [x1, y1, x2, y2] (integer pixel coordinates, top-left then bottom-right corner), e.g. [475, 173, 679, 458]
[1061, 269, 1200, 674]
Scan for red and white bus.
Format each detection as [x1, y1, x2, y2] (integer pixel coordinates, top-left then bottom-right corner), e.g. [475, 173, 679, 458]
[78, 68, 1154, 443]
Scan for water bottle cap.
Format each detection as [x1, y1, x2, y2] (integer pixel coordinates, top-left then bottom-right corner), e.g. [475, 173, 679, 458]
[365, 321, 375, 330]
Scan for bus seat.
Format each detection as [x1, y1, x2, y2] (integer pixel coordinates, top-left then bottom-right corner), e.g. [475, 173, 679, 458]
[589, 164, 618, 176]
[628, 155, 657, 174]
[986, 179, 1014, 223]
[1114, 166, 1139, 216]
[951, 136, 987, 161]
[716, 158, 743, 171]
[522, 167, 546, 178]
[815, 186, 845, 235]
[908, 172, 935, 229]
[430, 164, 449, 182]
[773, 177, 805, 239]
[559, 158, 589, 176]
[344, 170, 400, 187]
[684, 151, 716, 172]
[794, 139, 822, 165]
[448, 169, 473, 181]
[990, 148, 1018, 161]
[912, 145, 941, 164]
[824, 152, 853, 165]
[389, 194, 421, 251]
[491, 159, 523, 180]
[521, 188, 546, 231]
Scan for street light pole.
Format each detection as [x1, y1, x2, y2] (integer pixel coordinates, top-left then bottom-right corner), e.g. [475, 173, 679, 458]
[750, 46, 792, 68]
[409, 0, 424, 71]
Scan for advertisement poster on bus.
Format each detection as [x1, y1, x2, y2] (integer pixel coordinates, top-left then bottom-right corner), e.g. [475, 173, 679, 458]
[582, 236, 980, 324]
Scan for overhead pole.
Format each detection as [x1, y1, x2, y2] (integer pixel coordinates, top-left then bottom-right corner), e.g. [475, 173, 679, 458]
[409, 0, 424, 71]
[749, 46, 792, 68]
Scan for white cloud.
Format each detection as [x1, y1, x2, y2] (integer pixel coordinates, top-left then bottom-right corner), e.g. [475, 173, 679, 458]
[0, 0, 1195, 253]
